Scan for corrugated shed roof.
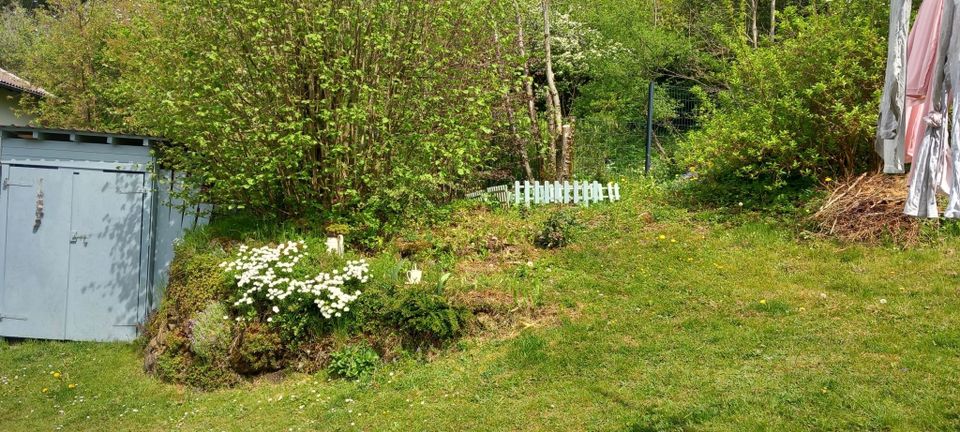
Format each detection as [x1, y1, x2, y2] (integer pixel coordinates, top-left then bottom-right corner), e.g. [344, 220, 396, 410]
[0, 67, 48, 97]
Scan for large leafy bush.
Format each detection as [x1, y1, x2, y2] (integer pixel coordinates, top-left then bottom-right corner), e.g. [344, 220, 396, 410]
[677, 4, 886, 204]
[120, 0, 509, 239]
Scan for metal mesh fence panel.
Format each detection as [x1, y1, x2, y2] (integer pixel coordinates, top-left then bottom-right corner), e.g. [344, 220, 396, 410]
[571, 83, 702, 180]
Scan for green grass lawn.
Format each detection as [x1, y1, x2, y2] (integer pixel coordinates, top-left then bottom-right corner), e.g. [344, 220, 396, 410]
[4, 183, 960, 431]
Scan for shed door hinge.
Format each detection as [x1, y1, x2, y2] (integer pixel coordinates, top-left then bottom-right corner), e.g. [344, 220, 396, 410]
[0, 314, 27, 322]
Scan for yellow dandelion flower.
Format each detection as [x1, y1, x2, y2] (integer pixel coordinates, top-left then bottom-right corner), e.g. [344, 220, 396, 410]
[41, 388, 48, 394]
[824, 177, 833, 183]
[759, 299, 767, 305]
[670, 239, 677, 243]
[658, 234, 666, 240]
[52, 372, 61, 379]
[68, 383, 77, 389]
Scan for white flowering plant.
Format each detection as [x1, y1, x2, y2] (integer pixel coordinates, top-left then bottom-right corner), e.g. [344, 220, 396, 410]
[219, 240, 370, 339]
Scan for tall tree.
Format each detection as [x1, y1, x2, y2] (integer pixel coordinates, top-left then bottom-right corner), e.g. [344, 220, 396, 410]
[14, 0, 145, 130]
[541, 0, 561, 178]
[770, 0, 777, 41]
[515, 0, 542, 179]
[123, 0, 509, 221]
[540, 0, 574, 180]
[0, 4, 32, 71]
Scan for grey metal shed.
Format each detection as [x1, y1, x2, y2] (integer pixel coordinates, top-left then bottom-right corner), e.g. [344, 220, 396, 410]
[0, 126, 208, 342]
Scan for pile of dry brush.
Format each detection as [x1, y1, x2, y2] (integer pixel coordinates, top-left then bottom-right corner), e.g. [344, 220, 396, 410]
[810, 173, 923, 244]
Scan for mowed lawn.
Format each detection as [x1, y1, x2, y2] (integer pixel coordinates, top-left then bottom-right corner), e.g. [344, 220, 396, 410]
[3, 191, 960, 431]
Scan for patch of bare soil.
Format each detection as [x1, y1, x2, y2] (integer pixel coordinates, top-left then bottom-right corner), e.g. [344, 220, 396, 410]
[456, 289, 574, 342]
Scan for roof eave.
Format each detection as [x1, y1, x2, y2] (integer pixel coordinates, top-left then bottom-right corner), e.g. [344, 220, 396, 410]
[0, 82, 48, 98]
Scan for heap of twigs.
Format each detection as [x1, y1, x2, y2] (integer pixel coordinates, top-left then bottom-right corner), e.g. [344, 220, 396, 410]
[811, 173, 921, 244]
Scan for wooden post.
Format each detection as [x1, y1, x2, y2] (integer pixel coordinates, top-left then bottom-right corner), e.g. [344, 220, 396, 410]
[514, 181, 521, 206]
[614, 183, 621, 201]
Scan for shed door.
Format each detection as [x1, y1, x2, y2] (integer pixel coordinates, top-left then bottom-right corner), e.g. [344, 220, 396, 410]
[0, 166, 146, 341]
[65, 170, 145, 341]
[0, 166, 73, 339]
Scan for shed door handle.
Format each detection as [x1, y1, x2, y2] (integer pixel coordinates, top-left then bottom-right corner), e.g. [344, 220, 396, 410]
[70, 232, 89, 244]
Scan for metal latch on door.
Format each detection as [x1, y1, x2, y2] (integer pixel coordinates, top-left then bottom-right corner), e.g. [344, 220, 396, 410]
[70, 231, 89, 245]
[2, 177, 32, 189]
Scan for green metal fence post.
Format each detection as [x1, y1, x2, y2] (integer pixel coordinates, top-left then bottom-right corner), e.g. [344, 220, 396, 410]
[645, 81, 654, 175]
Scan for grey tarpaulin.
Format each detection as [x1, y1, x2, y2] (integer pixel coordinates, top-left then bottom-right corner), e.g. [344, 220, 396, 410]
[945, 0, 960, 217]
[877, 0, 913, 174]
[905, 0, 958, 217]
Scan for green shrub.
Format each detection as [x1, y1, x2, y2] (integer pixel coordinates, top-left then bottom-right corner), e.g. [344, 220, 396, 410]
[229, 322, 285, 375]
[346, 284, 390, 335]
[165, 241, 229, 320]
[153, 351, 187, 384]
[189, 302, 233, 362]
[385, 285, 472, 346]
[677, 4, 886, 204]
[180, 358, 242, 390]
[154, 351, 242, 390]
[131, 0, 508, 245]
[349, 282, 473, 347]
[534, 211, 579, 249]
[327, 343, 380, 380]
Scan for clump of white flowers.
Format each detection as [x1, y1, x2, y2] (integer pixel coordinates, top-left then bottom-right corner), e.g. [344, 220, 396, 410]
[220, 241, 370, 321]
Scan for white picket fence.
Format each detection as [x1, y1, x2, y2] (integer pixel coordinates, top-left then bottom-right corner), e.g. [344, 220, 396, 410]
[466, 180, 621, 207]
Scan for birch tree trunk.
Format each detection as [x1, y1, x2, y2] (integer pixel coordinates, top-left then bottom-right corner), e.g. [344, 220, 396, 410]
[515, 0, 542, 177]
[750, 0, 758, 48]
[542, 0, 563, 178]
[653, 0, 659, 26]
[769, 0, 776, 42]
